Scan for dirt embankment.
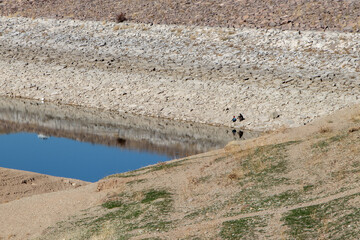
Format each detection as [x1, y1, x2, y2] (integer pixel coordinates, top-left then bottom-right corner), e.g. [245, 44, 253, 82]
[1, 0, 360, 32]
[0, 105, 358, 239]
[0, 167, 87, 204]
[0, 168, 109, 240]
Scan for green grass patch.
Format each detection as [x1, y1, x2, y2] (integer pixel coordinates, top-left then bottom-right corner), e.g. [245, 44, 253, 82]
[282, 205, 320, 239]
[329, 133, 347, 142]
[104, 158, 189, 178]
[256, 190, 301, 209]
[229, 189, 302, 216]
[303, 184, 315, 192]
[221, 141, 302, 217]
[198, 175, 212, 183]
[282, 193, 360, 239]
[102, 200, 123, 209]
[141, 189, 171, 203]
[352, 161, 360, 168]
[105, 171, 147, 178]
[311, 140, 329, 151]
[235, 141, 299, 188]
[214, 156, 227, 162]
[143, 220, 173, 232]
[184, 202, 224, 220]
[220, 216, 267, 239]
[241, 141, 301, 177]
[126, 179, 147, 185]
[312, 133, 348, 152]
[66, 189, 175, 238]
[150, 160, 185, 171]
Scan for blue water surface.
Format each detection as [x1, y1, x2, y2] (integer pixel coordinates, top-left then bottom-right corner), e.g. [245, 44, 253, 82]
[0, 133, 171, 182]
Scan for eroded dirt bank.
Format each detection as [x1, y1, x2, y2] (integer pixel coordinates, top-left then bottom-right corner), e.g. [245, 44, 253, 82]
[0, 167, 87, 204]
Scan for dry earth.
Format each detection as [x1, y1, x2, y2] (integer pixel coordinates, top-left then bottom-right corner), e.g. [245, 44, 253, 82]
[1, 0, 360, 32]
[0, 167, 87, 204]
[0, 104, 359, 239]
[0, 17, 359, 131]
[0, 0, 359, 239]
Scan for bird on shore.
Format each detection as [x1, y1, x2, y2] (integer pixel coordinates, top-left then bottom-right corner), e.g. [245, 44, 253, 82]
[237, 113, 245, 121]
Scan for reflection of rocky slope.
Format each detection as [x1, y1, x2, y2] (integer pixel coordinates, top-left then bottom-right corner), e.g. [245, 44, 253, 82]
[0, 97, 257, 157]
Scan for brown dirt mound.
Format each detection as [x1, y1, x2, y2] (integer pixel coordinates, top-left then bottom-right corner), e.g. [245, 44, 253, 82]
[0, 167, 88, 204]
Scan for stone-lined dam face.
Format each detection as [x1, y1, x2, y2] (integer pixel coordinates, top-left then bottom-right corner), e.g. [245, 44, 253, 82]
[1, 17, 359, 132]
[0, 97, 259, 158]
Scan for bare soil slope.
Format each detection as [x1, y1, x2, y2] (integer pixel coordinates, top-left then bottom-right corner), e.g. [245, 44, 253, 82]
[1, 0, 360, 32]
[0, 167, 87, 204]
[1, 105, 358, 239]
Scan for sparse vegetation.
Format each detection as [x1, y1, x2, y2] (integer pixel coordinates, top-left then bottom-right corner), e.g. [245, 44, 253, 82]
[126, 178, 147, 185]
[26, 107, 360, 239]
[114, 13, 127, 23]
[312, 133, 348, 152]
[102, 200, 123, 209]
[319, 126, 332, 133]
[282, 193, 360, 239]
[50, 189, 175, 239]
[141, 189, 171, 204]
[150, 159, 188, 172]
[220, 216, 268, 239]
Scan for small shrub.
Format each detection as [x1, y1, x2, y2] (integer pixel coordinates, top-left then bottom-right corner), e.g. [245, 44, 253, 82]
[228, 173, 239, 180]
[115, 13, 127, 23]
[319, 126, 332, 134]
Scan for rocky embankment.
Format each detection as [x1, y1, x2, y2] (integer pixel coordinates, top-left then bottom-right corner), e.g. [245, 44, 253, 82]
[1, 0, 360, 32]
[0, 16, 359, 130]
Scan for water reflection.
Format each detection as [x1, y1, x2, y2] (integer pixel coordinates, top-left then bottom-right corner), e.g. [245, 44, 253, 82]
[230, 129, 244, 139]
[0, 97, 259, 158]
[0, 132, 170, 182]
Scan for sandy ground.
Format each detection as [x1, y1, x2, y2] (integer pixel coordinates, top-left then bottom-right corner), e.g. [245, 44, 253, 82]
[0, 167, 87, 204]
[0, 169, 110, 240]
[0, 104, 359, 239]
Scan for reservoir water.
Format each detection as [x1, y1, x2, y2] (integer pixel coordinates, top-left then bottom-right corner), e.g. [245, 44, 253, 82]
[0, 97, 258, 182]
[0, 132, 171, 182]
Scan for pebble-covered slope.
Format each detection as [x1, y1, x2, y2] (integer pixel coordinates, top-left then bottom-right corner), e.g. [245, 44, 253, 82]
[1, 0, 360, 32]
[0, 17, 359, 130]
